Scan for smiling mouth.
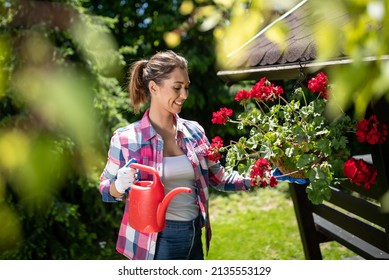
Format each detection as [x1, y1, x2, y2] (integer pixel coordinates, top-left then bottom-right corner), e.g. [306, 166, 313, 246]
[174, 101, 184, 106]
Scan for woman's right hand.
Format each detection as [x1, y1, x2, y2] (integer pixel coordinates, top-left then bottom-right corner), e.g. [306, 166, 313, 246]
[115, 167, 137, 194]
[114, 159, 138, 194]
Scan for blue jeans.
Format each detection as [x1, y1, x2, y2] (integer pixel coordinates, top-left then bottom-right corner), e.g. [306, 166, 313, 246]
[154, 216, 204, 260]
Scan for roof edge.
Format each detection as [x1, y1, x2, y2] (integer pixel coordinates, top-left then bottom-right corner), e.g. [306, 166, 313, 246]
[217, 55, 389, 82]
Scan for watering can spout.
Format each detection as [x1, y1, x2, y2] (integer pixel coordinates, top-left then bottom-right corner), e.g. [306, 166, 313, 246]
[157, 187, 192, 228]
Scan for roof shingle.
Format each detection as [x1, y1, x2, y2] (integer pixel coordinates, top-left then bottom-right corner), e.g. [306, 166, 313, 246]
[218, 0, 349, 81]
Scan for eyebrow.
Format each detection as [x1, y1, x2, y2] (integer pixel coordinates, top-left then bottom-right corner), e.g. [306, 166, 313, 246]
[173, 81, 190, 85]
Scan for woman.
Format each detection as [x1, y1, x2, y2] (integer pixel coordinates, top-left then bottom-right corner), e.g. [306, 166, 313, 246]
[99, 50, 251, 260]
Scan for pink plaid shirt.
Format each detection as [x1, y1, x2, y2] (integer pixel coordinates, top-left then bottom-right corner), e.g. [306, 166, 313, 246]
[99, 109, 250, 260]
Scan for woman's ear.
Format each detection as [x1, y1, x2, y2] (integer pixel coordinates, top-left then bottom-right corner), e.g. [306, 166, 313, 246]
[148, 80, 159, 95]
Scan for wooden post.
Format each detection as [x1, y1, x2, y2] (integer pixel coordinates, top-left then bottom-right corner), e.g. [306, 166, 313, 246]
[289, 183, 323, 259]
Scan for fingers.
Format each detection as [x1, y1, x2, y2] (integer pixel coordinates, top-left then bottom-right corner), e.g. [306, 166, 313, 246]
[119, 168, 136, 180]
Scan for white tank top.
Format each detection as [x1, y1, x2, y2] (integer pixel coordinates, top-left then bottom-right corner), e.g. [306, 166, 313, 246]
[162, 154, 199, 221]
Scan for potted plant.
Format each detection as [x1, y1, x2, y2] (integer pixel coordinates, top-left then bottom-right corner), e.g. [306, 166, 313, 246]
[207, 72, 388, 204]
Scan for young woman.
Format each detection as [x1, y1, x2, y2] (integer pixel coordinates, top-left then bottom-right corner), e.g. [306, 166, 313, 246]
[99, 50, 251, 260]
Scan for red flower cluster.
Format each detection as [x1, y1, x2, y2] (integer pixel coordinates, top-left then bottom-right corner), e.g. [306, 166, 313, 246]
[249, 158, 278, 187]
[356, 115, 388, 145]
[211, 107, 233, 125]
[343, 115, 387, 189]
[235, 77, 284, 102]
[307, 72, 329, 99]
[343, 157, 377, 190]
[206, 136, 224, 162]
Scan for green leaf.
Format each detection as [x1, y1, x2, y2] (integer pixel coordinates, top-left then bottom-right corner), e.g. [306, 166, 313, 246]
[316, 139, 332, 156]
[292, 125, 307, 144]
[285, 147, 295, 157]
[246, 134, 261, 149]
[331, 135, 348, 150]
[296, 153, 317, 169]
[306, 183, 332, 205]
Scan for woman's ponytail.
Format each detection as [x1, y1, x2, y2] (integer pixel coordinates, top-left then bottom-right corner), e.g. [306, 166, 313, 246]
[128, 60, 149, 114]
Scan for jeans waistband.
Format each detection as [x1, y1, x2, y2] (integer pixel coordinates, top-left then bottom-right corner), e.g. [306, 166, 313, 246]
[165, 215, 202, 229]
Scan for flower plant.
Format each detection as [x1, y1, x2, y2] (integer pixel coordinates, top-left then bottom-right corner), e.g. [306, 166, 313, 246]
[208, 72, 388, 204]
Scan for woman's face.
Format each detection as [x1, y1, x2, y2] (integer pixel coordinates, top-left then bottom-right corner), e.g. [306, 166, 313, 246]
[150, 67, 190, 115]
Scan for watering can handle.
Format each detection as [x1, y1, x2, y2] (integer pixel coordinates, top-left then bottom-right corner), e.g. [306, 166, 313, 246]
[125, 158, 140, 181]
[129, 163, 160, 183]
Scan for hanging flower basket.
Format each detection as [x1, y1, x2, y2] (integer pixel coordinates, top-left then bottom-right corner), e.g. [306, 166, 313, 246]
[207, 72, 388, 204]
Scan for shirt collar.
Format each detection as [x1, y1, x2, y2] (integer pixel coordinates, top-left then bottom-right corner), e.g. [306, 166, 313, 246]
[140, 109, 183, 141]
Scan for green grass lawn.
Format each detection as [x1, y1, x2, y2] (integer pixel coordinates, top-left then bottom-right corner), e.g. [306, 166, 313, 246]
[205, 183, 356, 260]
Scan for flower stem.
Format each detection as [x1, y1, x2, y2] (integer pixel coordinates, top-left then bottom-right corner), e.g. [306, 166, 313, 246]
[279, 95, 289, 105]
[301, 90, 308, 106]
[255, 100, 266, 114]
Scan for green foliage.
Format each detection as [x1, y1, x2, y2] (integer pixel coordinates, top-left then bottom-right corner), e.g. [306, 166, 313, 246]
[0, 0, 129, 259]
[307, 0, 389, 119]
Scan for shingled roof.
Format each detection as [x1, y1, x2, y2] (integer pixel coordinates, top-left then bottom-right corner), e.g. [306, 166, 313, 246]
[217, 0, 349, 82]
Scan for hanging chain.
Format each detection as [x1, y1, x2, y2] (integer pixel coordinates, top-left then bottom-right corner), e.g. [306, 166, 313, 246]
[293, 61, 307, 92]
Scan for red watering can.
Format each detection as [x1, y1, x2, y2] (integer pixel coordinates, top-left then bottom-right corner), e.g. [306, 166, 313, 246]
[127, 163, 192, 233]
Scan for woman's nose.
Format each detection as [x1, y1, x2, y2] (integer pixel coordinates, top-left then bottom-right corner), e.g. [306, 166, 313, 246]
[180, 89, 189, 99]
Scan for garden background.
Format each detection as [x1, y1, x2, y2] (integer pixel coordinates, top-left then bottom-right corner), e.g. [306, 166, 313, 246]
[1, 0, 388, 259]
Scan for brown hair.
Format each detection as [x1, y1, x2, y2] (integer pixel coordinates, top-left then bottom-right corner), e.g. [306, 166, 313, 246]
[128, 50, 188, 113]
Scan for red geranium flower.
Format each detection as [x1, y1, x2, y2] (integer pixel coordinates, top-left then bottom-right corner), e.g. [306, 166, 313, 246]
[343, 157, 377, 190]
[211, 107, 233, 125]
[250, 158, 278, 187]
[235, 89, 250, 102]
[356, 115, 388, 145]
[308, 72, 330, 99]
[206, 136, 224, 162]
[250, 77, 284, 102]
